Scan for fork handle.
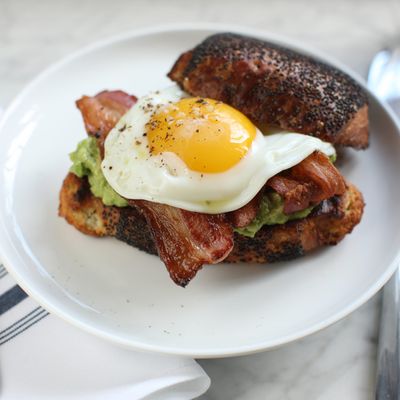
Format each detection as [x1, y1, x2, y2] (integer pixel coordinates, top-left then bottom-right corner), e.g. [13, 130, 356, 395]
[376, 268, 400, 399]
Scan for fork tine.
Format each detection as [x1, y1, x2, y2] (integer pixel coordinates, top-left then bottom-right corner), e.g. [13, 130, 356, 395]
[367, 49, 391, 95]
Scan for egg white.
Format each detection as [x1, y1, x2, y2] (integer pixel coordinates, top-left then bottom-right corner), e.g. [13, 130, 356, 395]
[102, 85, 335, 214]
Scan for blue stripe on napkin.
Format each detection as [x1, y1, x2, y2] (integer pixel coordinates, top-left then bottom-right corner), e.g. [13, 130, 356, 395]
[0, 285, 29, 315]
[0, 264, 49, 345]
[0, 308, 49, 346]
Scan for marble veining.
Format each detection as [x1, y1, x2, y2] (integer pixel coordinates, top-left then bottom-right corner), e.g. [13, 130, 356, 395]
[199, 296, 379, 399]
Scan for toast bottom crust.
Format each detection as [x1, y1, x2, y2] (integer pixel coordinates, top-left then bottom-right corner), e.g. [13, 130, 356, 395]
[59, 173, 364, 264]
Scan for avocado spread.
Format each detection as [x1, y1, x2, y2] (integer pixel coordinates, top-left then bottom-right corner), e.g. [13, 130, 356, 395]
[69, 137, 128, 207]
[234, 192, 314, 238]
[69, 137, 316, 233]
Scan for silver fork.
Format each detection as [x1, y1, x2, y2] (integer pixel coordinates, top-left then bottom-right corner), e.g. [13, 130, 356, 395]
[368, 49, 400, 400]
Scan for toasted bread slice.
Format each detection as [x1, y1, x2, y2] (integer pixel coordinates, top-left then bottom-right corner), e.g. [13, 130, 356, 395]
[168, 33, 369, 149]
[59, 173, 364, 264]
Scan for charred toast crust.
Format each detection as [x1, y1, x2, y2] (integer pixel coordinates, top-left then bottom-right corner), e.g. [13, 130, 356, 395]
[59, 173, 158, 255]
[229, 187, 364, 263]
[59, 173, 364, 264]
[59, 173, 107, 236]
[168, 33, 369, 149]
[106, 206, 158, 256]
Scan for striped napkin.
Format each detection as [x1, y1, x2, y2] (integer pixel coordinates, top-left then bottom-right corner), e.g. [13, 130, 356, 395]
[0, 263, 210, 399]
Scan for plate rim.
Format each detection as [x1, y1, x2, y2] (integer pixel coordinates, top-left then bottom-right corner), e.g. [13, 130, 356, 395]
[1, 22, 400, 358]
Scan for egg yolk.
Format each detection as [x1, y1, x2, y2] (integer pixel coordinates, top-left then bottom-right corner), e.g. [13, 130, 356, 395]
[146, 98, 257, 173]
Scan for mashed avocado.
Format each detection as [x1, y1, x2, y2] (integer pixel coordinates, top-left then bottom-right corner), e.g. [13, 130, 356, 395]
[69, 137, 320, 230]
[234, 192, 314, 238]
[69, 137, 128, 207]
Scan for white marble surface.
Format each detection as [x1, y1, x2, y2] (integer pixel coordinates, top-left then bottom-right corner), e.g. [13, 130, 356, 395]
[0, 0, 398, 398]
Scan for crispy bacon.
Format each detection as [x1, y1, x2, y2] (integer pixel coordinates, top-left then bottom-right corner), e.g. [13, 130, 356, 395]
[76, 91, 137, 155]
[290, 151, 346, 202]
[268, 152, 346, 214]
[228, 193, 262, 228]
[268, 176, 315, 214]
[133, 200, 233, 286]
[76, 90, 234, 286]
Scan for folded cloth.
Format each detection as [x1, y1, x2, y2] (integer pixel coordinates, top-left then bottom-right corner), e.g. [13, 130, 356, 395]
[0, 264, 210, 399]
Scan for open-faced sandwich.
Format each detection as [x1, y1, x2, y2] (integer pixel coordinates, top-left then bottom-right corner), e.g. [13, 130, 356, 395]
[59, 33, 367, 287]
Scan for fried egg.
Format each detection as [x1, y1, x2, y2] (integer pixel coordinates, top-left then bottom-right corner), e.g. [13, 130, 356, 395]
[102, 85, 335, 213]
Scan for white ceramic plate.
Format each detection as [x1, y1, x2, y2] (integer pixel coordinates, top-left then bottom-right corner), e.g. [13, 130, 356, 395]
[1, 24, 400, 358]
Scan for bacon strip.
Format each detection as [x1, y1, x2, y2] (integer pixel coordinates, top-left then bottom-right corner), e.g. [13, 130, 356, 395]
[268, 152, 346, 214]
[76, 91, 137, 156]
[133, 201, 233, 286]
[228, 193, 262, 228]
[290, 151, 346, 202]
[75, 90, 234, 286]
[268, 176, 315, 214]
